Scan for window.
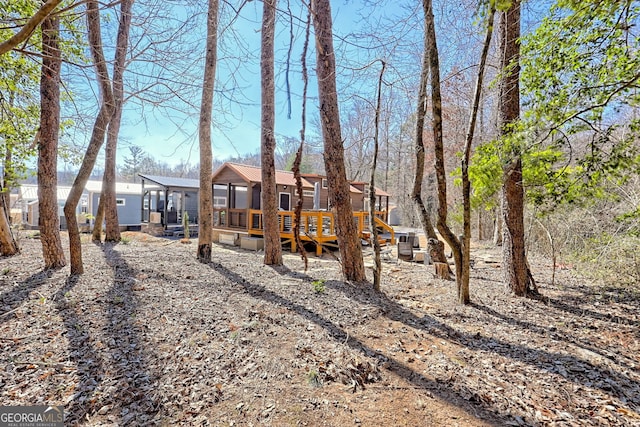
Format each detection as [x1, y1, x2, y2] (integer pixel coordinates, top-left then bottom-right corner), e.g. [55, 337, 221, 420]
[214, 196, 227, 208]
[303, 190, 314, 197]
[116, 198, 126, 206]
[322, 178, 328, 189]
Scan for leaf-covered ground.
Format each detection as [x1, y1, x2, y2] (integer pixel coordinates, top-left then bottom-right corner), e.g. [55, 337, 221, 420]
[1, 232, 639, 426]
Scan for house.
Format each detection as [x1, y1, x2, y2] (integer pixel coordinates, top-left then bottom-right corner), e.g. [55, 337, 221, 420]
[210, 162, 395, 254]
[139, 174, 200, 229]
[17, 181, 143, 230]
[18, 184, 71, 229]
[84, 180, 143, 227]
[211, 162, 313, 225]
[349, 181, 391, 216]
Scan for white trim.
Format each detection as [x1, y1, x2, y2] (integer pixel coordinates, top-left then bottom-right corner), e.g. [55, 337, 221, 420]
[279, 192, 291, 210]
[214, 196, 227, 208]
[116, 198, 126, 206]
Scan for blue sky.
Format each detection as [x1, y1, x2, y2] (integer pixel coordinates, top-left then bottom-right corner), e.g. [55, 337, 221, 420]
[105, 0, 411, 167]
[71, 0, 494, 169]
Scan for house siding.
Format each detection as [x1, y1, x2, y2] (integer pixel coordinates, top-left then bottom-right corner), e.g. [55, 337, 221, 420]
[91, 193, 142, 225]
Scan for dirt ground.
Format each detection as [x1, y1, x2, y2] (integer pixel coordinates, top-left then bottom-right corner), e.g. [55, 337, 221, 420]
[1, 231, 639, 426]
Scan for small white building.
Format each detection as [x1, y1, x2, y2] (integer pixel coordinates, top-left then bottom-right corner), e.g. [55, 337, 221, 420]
[16, 181, 142, 229]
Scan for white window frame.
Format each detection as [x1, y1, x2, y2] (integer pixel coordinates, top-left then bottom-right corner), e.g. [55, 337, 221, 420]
[322, 178, 328, 189]
[279, 192, 291, 210]
[213, 196, 227, 208]
[116, 198, 126, 206]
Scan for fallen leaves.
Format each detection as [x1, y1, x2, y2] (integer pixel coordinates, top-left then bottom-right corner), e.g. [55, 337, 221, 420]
[0, 237, 639, 426]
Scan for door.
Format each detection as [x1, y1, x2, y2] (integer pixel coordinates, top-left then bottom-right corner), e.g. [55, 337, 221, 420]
[279, 192, 291, 211]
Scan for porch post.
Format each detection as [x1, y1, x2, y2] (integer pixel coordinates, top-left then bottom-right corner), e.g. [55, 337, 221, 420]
[141, 179, 145, 223]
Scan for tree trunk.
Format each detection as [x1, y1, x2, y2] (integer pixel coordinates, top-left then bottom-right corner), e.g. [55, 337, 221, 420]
[311, 0, 366, 282]
[0, 183, 18, 256]
[370, 61, 386, 291]
[0, 146, 18, 255]
[38, 11, 65, 268]
[261, 0, 282, 266]
[493, 206, 502, 245]
[498, 0, 535, 296]
[411, 0, 448, 273]
[2, 147, 13, 214]
[502, 158, 530, 295]
[424, 0, 462, 288]
[459, 6, 495, 304]
[291, 7, 312, 271]
[91, 195, 104, 242]
[64, 0, 115, 275]
[103, 0, 133, 242]
[197, 0, 219, 263]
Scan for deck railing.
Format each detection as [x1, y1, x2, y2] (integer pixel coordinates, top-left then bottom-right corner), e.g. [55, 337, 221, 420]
[213, 208, 247, 229]
[247, 209, 394, 242]
[248, 210, 335, 238]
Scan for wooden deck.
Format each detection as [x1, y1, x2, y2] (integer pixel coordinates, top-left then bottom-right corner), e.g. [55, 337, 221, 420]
[245, 209, 395, 256]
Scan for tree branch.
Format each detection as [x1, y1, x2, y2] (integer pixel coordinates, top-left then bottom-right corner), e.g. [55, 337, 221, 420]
[0, 0, 63, 56]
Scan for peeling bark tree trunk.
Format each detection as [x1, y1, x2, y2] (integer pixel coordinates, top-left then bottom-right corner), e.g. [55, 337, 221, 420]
[64, 0, 115, 275]
[311, 0, 366, 282]
[261, 0, 282, 266]
[197, 0, 219, 263]
[102, 0, 133, 243]
[498, 0, 535, 296]
[38, 12, 65, 268]
[411, 0, 448, 273]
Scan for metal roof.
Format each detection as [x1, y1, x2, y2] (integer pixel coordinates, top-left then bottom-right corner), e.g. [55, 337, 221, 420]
[85, 180, 142, 195]
[349, 181, 391, 197]
[213, 162, 313, 188]
[212, 163, 392, 197]
[138, 174, 200, 189]
[19, 184, 71, 201]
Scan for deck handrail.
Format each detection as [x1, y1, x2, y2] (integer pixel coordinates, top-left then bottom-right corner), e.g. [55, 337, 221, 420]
[247, 209, 393, 242]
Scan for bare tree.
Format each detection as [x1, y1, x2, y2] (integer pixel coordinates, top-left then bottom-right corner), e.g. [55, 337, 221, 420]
[197, 0, 219, 262]
[459, 5, 495, 304]
[498, 0, 536, 296]
[261, 0, 282, 266]
[311, 0, 366, 282]
[99, 0, 134, 243]
[63, 0, 115, 274]
[370, 60, 386, 291]
[38, 10, 65, 268]
[291, 3, 311, 271]
[412, 0, 450, 274]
